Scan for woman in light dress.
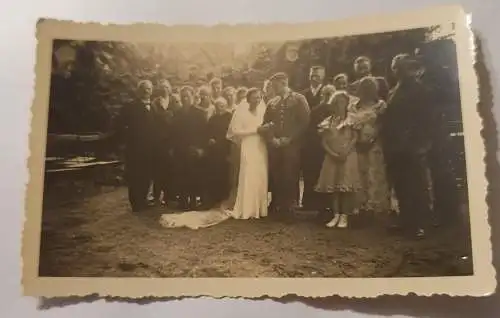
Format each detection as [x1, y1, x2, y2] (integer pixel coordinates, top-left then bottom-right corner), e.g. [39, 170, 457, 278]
[159, 88, 268, 229]
[225, 88, 268, 218]
[348, 76, 392, 217]
[315, 91, 361, 229]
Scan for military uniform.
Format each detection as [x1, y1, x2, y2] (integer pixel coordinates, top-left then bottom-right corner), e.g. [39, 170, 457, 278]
[261, 90, 310, 213]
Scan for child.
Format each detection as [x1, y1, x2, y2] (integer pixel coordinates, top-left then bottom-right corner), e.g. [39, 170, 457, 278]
[315, 91, 361, 229]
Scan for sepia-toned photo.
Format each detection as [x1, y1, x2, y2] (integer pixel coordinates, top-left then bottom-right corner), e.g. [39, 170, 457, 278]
[22, 6, 495, 298]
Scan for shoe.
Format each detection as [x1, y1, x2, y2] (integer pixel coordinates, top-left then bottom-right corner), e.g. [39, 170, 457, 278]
[326, 213, 340, 228]
[415, 228, 425, 239]
[337, 214, 348, 229]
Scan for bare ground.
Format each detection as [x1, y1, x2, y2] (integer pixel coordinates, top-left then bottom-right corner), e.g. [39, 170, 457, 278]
[38, 184, 473, 278]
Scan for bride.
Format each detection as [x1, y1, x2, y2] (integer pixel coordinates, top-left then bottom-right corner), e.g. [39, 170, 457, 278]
[159, 87, 269, 229]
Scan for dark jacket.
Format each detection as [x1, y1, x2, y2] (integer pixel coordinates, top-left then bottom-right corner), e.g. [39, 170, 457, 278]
[302, 84, 324, 110]
[380, 79, 437, 154]
[172, 106, 210, 156]
[116, 98, 157, 161]
[151, 96, 177, 149]
[206, 111, 233, 159]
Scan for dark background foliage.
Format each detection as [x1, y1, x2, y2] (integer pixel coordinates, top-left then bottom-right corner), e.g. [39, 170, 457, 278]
[48, 25, 455, 135]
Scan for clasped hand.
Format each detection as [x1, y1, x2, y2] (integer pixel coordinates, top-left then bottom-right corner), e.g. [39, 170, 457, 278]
[271, 137, 291, 148]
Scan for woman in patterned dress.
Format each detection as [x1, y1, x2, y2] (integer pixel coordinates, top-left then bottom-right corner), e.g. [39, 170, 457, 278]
[348, 76, 391, 219]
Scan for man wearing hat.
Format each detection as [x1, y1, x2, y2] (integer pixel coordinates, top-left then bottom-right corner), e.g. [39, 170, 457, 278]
[259, 72, 310, 216]
[380, 53, 435, 238]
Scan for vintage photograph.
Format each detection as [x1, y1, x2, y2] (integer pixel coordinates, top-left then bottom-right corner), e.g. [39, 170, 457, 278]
[23, 6, 494, 298]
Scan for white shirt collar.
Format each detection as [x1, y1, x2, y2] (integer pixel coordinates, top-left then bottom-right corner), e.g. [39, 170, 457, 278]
[160, 96, 170, 110]
[311, 84, 322, 96]
[141, 99, 151, 111]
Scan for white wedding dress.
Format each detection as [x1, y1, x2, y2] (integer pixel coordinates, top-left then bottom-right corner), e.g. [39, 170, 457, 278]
[159, 101, 268, 229]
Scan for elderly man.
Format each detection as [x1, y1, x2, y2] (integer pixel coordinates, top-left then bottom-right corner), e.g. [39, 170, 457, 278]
[259, 72, 310, 216]
[117, 80, 157, 212]
[349, 56, 389, 100]
[380, 54, 435, 238]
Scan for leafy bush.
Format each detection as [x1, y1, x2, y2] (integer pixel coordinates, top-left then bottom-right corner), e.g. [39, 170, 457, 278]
[48, 26, 446, 135]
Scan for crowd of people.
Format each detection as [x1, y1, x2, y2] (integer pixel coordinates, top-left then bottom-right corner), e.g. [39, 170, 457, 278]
[117, 52, 459, 238]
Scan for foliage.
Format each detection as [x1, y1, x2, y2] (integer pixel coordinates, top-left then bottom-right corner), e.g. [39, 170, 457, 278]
[272, 26, 441, 89]
[48, 26, 445, 135]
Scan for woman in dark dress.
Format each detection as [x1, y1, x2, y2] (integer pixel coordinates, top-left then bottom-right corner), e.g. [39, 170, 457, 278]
[205, 97, 233, 208]
[173, 85, 210, 210]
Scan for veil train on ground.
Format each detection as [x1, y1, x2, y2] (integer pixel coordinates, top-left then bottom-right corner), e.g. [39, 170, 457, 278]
[159, 100, 268, 230]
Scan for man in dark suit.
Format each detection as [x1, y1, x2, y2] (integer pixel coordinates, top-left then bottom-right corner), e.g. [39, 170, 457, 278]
[151, 79, 177, 206]
[300, 66, 327, 210]
[259, 72, 310, 216]
[302, 66, 325, 109]
[117, 80, 157, 212]
[174, 85, 212, 210]
[380, 54, 435, 238]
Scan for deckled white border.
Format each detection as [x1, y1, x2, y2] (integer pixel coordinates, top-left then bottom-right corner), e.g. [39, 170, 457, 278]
[22, 5, 495, 298]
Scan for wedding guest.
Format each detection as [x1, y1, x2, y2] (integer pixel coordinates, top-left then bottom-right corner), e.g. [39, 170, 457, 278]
[198, 85, 216, 120]
[167, 92, 183, 202]
[333, 73, 349, 91]
[349, 56, 389, 101]
[349, 76, 391, 220]
[302, 66, 325, 110]
[173, 85, 210, 210]
[315, 91, 361, 229]
[205, 97, 234, 207]
[151, 79, 176, 206]
[300, 66, 326, 209]
[170, 93, 182, 111]
[416, 49, 461, 227]
[235, 86, 248, 106]
[259, 72, 310, 216]
[225, 86, 243, 209]
[222, 86, 236, 112]
[117, 80, 156, 212]
[380, 53, 434, 238]
[209, 77, 223, 102]
[300, 84, 337, 211]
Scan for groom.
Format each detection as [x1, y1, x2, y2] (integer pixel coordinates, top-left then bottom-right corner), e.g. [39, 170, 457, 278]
[259, 72, 310, 216]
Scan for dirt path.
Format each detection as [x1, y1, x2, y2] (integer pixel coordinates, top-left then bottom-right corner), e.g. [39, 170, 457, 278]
[39, 187, 472, 278]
